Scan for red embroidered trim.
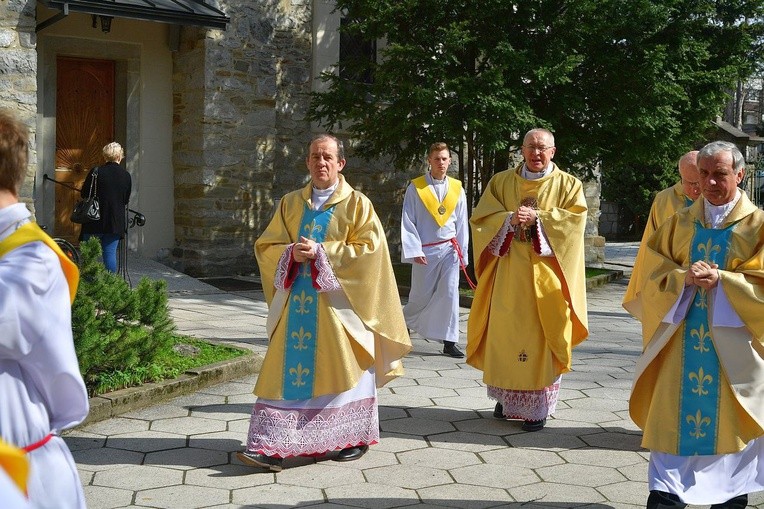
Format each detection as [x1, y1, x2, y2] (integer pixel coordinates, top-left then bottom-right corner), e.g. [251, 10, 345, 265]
[274, 245, 299, 290]
[499, 232, 513, 256]
[531, 227, 541, 254]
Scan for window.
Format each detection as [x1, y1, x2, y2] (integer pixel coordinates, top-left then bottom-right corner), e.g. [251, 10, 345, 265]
[339, 17, 376, 84]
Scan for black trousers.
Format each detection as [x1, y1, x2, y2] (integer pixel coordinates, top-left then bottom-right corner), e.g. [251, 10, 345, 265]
[647, 490, 748, 509]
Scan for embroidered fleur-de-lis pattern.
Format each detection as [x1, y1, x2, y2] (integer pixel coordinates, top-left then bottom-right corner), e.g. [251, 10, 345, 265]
[282, 204, 336, 400]
[293, 290, 313, 315]
[694, 287, 708, 310]
[303, 219, 323, 240]
[687, 409, 712, 439]
[696, 237, 721, 264]
[677, 224, 733, 455]
[690, 323, 711, 354]
[689, 367, 713, 396]
[291, 327, 313, 351]
[289, 363, 310, 387]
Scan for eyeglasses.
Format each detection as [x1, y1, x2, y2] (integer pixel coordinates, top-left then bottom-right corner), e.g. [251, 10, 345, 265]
[523, 145, 554, 153]
[681, 179, 700, 188]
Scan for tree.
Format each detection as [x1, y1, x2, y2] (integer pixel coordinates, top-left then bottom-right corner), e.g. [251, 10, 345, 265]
[73, 238, 176, 394]
[308, 0, 764, 225]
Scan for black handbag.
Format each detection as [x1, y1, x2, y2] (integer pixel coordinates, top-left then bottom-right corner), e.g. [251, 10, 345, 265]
[70, 168, 101, 224]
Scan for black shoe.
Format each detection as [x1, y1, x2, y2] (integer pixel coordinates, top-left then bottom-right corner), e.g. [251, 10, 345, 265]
[710, 494, 748, 509]
[236, 451, 283, 472]
[334, 445, 369, 462]
[493, 402, 504, 419]
[647, 490, 687, 509]
[521, 418, 546, 432]
[443, 342, 465, 358]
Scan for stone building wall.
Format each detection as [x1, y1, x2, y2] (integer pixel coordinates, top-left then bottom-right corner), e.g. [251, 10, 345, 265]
[1, 0, 37, 212]
[171, 1, 316, 276]
[598, 200, 621, 238]
[583, 179, 605, 267]
[170, 0, 414, 276]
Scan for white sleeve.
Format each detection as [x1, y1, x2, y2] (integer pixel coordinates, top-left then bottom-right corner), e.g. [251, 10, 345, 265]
[712, 281, 745, 328]
[400, 184, 424, 262]
[455, 190, 469, 266]
[662, 285, 694, 324]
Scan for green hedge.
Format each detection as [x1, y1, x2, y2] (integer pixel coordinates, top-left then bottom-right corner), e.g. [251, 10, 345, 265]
[70, 238, 246, 396]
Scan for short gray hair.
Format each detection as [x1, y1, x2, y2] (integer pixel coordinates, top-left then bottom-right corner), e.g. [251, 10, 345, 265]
[103, 142, 124, 162]
[524, 128, 555, 147]
[308, 134, 344, 161]
[697, 141, 745, 174]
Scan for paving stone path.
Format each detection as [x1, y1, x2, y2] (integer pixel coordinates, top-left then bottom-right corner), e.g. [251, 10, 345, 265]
[68, 245, 764, 508]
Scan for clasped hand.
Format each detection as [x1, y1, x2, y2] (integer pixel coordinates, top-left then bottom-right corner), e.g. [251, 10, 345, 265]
[685, 260, 719, 290]
[511, 205, 537, 228]
[293, 236, 318, 262]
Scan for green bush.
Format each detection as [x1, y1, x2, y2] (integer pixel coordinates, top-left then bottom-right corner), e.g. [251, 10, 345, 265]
[72, 238, 178, 394]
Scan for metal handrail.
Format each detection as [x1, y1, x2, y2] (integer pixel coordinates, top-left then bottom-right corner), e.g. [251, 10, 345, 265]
[42, 174, 145, 223]
[42, 173, 146, 283]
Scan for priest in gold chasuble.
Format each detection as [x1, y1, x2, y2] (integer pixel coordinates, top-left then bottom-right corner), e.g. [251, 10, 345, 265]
[623, 151, 700, 319]
[627, 141, 764, 508]
[238, 135, 411, 472]
[467, 128, 589, 433]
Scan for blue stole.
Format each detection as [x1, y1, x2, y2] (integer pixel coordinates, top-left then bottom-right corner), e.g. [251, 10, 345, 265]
[677, 221, 735, 455]
[684, 196, 694, 208]
[282, 203, 336, 400]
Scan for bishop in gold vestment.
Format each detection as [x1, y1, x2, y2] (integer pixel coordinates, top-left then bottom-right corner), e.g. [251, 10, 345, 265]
[467, 128, 588, 431]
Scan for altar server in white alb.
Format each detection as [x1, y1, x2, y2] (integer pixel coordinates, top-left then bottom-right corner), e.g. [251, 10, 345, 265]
[0, 110, 89, 508]
[401, 142, 470, 358]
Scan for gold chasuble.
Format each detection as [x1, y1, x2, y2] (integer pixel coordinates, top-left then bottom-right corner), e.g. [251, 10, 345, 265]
[412, 175, 462, 228]
[0, 222, 79, 304]
[630, 194, 764, 455]
[254, 175, 412, 400]
[467, 164, 589, 390]
[624, 182, 694, 319]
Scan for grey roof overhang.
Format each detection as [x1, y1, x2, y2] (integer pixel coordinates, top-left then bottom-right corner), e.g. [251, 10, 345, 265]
[39, 0, 230, 30]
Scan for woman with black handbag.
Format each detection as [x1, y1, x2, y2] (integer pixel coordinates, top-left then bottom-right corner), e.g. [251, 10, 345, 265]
[79, 142, 132, 273]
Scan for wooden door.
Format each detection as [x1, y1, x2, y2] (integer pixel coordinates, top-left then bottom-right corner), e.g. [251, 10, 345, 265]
[55, 57, 115, 243]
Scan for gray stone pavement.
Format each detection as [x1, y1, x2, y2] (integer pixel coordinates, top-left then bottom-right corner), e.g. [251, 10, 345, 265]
[67, 244, 764, 509]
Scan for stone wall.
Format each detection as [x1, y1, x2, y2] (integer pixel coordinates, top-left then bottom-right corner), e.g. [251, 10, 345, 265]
[170, 0, 414, 276]
[171, 0, 315, 276]
[583, 179, 605, 267]
[598, 200, 621, 238]
[1, 0, 37, 212]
